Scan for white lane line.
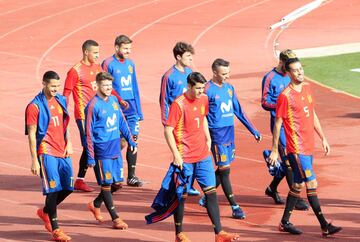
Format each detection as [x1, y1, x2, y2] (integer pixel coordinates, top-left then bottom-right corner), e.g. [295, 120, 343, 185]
[0, 0, 52, 16]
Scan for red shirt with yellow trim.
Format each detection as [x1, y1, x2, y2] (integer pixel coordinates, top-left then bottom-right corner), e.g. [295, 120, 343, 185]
[26, 98, 66, 157]
[63, 61, 102, 120]
[166, 93, 210, 163]
[276, 82, 315, 155]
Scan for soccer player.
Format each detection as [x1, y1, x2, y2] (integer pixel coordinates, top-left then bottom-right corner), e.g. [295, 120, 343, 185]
[63, 39, 102, 192]
[268, 58, 342, 236]
[26, 71, 74, 241]
[261, 49, 308, 210]
[85, 72, 137, 229]
[199, 58, 261, 219]
[159, 41, 199, 196]
[165, 72, 240, 242]
[102, 34, 144, 187]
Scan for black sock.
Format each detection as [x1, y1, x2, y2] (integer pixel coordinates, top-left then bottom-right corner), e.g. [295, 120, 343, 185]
[307, 188, 328, 228]
[215, 168, 221, 188]
[204, 189, 222, 234]
[281, 187, 301, 223]
[174, 194, 186, 234]
[218, 167, 237, 206]
[126, 146, 137, 179]
[93, 183, 121, 208]
[45, 192, 59, 231]
[101, 186, 118, 221]
[269, 175, 284, 192]
[56, 190, 72, 206]
[77, 148, 88, 178]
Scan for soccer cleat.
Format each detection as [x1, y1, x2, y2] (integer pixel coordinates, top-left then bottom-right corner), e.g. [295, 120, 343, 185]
[215, 230, 240, 242]
[52, 228, 71, 241]
[175, 232, 192, 242]
[322, 223, 342, 237]
[87, 202, 104, 223]
[279, 221, 302, 235]
[265, 187, 285, 204]
[113, 218, 128, 230]
[198, 195, 206, 208]
[294, 198, 309, 211]
[37, 208, 52, 232]
[188, 187, 200, 196]
[127, 176, 144, 187]
[74, 179, 94, 192]
[232, 205, 246, 220]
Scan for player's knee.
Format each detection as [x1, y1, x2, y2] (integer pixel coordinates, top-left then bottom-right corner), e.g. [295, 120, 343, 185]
[120, 138, 127, 150]
[111, 183, 122, 192]
[306, 179, 317, 189]
[203, 186, 216, 195]
[293, 182, 305, 190]
[218, 166, 230, 177]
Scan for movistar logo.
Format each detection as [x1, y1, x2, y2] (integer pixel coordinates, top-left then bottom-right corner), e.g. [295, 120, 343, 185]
[120, 75, 132, 87]
[220, 100, 233, 113]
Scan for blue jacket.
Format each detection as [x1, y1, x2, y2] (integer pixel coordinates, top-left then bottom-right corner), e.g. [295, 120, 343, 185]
[145, 164, 191, 224]
[25, 91, 69, 150]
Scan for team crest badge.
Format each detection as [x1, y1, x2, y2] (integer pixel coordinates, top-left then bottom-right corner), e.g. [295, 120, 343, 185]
[227, 89, 233, 97]
[307, 95, 312, 103]
[105, 171, 112, 180]
[49, 180, 57, 188]
[128, 65, 133, 74]
[112, 102, 118, 110]
[57, 105, 63, 114]
[221, 154, 227, 162]
[200, 105, 205, 115]
[305, 169, 312, 178]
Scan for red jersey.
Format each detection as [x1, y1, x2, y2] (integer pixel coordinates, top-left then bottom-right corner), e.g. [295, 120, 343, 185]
[26, 98, 66, 157]
[276, 82, 315, 155]
[166, 94, 210, 163]
[63, 61, 102, 120]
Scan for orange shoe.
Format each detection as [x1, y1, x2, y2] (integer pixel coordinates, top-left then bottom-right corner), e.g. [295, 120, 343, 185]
[52, 228, 71, 241]
[74, 179, 94, 192]
[113, 218, 128, 230]
[215, 230, 240, 242]
[87, 202, 104, 223]
[37, 208, 52, 232]
[175, 232, 192, 242]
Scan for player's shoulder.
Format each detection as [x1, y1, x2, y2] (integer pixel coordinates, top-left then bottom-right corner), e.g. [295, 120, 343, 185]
[163, 66, 176, 79]
[102, 55, 115, 67]
[280, 85, 292, 97]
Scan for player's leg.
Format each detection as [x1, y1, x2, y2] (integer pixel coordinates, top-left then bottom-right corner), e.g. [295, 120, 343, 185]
[56, 157, 74, 206]
[74, 119, 94, 192]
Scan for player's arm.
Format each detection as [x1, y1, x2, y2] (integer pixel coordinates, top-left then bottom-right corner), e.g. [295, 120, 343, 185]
[84, 102, 96, 167]
[268, 117, 283, 165]
[203, 116, 211, 151]
[164, 125, 183, 169]
[27, 124, 40, 176]
[118, 110, 137, 154]
[261, 74, 277, 111]
[132, 65, 144, 121]
[112, 90, 129, 110]
[314, 110, 330, 155]
[63, 68, 77, 104]
[159, 74, 171, 126]
[64, 127, 73, 157]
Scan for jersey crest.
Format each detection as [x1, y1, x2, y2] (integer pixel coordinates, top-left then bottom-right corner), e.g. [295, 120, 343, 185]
[201, 105, 205, 115]
[112, 102, 118, 110]
[227, 88, 233, 97]
[128, 65, 133, 74]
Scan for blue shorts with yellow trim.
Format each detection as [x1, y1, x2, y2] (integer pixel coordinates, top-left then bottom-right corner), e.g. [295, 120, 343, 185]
[94, 157, 124, 186]
[211, 143, 235, 167]
[76, 119, 86, 147]
[183, 156, 216, 191]
[38, 154, 74, 195]
[288, 153, 316, 183]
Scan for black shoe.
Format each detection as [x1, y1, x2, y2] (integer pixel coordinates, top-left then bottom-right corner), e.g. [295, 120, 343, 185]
[322, 223, 342, 237]
[279, 221, 303, 235]
[265, 187, 285, 204]
[294, 198, 309, 211]
[127, 176, 143, 187]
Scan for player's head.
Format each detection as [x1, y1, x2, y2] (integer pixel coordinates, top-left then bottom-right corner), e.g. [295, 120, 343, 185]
[82, 39, 100, 64]
[42, 71, 61, 98]
[173, 41, 194, 68]
[285, 58, 304, 84]
[96, 72, 114, 97]
[186, 72, 206, 99]
[279, 49, 296, 73]
[212, 58, 230, 83]
[115, 35, 132, 59]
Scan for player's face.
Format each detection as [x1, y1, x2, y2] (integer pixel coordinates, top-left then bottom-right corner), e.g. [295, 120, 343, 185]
[97, 79, 113, 97]
[43, 79, 61, 98]
[178, 52, 193, 67]
[116, 43, 132, 59]
[213, 65, 230, 83]
[188, 82, 205, 99]
[85, 45, 100, 64]
[288, 62, 304, 83]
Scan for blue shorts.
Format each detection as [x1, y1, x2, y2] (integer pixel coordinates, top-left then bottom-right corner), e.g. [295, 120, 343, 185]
[94, 157, 124, 186]
[76, 119, 86, 147]
[38, 154, 74, 195]
[211, 143, 235, 166]
[125, 114, 140, 136]
[288, 153, 316, 183]
[183, 156, 216, 191]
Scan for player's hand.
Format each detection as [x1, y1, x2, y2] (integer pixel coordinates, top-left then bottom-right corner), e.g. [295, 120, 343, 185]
[268, 150, 279, 166]
[255, 134, 262, 143]
[206, 139, 211, 151]
[120, 100, 129, 110]
[130, 146, 138, 154]
[322, 138, 330, 156]
[31, 159, 40, 176]
[64, 141, 74, 157]
[173, 154, 183, 170]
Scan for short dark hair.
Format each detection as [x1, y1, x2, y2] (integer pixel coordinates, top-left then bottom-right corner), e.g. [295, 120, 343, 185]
[43, 71, 60, 83]
[187, 72, 206, 86]
[279, 49, 296, 62]
[285, 57, 300, 72]
[212, 58, 230, 71]
[173, 41, 194, 59]
[115, 35, 132, 46]
[96, 72, 114, 83]
[82, 39, 99, 52]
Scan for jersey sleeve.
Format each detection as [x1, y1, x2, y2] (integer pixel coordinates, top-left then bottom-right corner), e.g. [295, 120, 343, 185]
[85, 99, 96, 165]
[159, 73, 171, 126]
[261, 72, 277, 111]
[26, 103, 39, 126]
[166, 102, 182, 128]
[131, 64, 144, 121]
[276, 93, 288, 119]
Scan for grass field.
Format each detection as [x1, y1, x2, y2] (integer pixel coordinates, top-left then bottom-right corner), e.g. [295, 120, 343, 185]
[301, 52, 360, 97]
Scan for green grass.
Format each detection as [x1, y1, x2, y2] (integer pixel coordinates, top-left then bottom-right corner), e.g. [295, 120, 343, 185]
[301, 52, 360, 97]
